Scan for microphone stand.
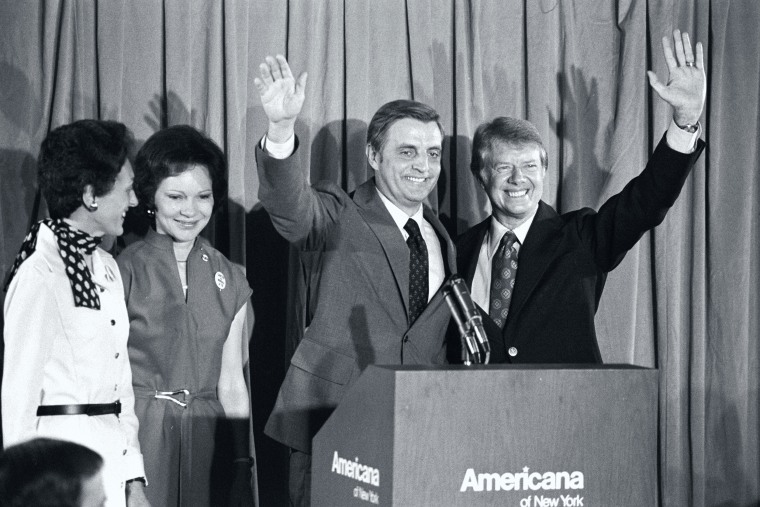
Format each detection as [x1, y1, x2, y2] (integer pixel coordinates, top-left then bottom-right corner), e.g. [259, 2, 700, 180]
[443, 275, 490, 365]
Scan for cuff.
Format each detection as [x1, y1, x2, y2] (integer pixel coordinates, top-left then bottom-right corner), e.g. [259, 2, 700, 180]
[666, 119, 701, 154]
[123, 453, 148, 486]
[261, 133, 296, 159]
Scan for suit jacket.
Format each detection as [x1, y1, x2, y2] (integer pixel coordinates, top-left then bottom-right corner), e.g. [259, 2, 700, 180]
[455, 133, 706, 364]
[256, 143, 456, 453]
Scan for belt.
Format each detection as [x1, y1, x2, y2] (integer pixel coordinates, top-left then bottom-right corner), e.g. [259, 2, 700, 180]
[134, 387, 216, 408]
[36, 401, 121, 417]
[154, 389, 191, 408]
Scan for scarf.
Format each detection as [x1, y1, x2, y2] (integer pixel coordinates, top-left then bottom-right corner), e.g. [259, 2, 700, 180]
[4, 219, 103, 309]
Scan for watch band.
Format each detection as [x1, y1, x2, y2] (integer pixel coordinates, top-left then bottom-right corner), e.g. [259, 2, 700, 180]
[675, 120, 700, 133]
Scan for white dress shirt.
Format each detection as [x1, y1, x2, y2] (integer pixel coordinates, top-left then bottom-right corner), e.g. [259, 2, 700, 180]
[375, 190, 446, 300]
[471, 214, 534, 310]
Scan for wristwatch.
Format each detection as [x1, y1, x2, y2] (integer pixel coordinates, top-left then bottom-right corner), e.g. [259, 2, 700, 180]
[675, 120, 700, 134]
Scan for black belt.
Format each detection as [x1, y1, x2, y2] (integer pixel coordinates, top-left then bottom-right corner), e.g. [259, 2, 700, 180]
[36, 401, 121, 417]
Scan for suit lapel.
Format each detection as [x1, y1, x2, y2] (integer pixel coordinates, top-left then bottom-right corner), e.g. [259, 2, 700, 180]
[458, 218, 489, 286]
[353, 179, 411, 314]
[505, 201, 562, 331]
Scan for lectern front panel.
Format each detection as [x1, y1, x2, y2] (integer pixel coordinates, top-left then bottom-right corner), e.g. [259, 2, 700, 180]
[312, 365, 657, 507]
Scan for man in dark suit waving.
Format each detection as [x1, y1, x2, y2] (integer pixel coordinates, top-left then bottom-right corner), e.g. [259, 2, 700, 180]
[456, 30, 706, 364]
[253, 56, 456, 506]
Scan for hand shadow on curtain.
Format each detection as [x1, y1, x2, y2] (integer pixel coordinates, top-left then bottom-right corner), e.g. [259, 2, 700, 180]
[548, 66, 610, 214]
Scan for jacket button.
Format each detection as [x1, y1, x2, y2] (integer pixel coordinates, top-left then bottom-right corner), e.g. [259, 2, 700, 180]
[115, 352, 120, 359]
[508, 347, 518, 357]
[403, 336, 409, 343]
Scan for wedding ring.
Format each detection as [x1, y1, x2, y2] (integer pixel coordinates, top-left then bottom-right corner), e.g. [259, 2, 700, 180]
[685, 61, 695, 67]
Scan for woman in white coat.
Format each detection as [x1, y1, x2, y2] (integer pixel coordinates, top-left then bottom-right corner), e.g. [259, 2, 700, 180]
[2, 120, 149, 507]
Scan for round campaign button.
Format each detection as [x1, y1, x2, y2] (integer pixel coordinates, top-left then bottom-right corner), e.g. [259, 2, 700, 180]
[215, 272, 226, 290]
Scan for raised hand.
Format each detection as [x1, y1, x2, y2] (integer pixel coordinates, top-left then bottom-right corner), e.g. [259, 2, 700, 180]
[254, 55, 308, 143]
[647, 29, 706, 127]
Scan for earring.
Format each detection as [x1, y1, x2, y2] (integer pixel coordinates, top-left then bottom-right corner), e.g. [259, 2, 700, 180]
[146, 208, 155, 218]
[86, 200, 98, 211]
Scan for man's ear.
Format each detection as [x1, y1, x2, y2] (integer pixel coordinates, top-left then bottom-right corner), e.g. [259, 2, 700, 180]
[473, 169, 486, 191]
[366, 144, 379, 171]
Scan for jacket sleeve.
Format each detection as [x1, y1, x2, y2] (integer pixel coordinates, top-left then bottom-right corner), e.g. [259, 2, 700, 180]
[116, 351, 146, 481]
[255, 142, 348, 250]
[580, 133, 706, 272]
[2, 263, 57, 445]
[111, 262, 147, 482]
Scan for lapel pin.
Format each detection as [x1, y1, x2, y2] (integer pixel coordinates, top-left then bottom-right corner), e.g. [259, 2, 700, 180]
[215, 272, 226, 290]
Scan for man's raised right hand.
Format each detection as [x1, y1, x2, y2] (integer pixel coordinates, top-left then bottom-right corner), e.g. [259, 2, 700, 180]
[254, 55, 307, 143]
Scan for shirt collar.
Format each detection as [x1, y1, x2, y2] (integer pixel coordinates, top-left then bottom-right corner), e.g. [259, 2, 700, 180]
[487, 211, 536, 259]
[376, 187, 424, 233]
[143, 227, 209, 253]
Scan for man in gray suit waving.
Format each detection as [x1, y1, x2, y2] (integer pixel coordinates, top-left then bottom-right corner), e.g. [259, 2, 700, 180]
[254, 55, 456, 506]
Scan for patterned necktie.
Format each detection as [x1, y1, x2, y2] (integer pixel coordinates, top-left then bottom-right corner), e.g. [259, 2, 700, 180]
[4, 219, 103, 309]
[489, 230, 519, 329]
[404, 218, 428, 324]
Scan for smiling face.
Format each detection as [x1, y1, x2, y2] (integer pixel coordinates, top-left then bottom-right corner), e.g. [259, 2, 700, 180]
[86, 160, 138, 236]
[479, 141, 546, 229]
[153, 164, 214, 245]
[367, 118, 443, 216]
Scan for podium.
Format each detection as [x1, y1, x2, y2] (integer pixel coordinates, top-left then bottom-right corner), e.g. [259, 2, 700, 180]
[312, 364, 657, 506]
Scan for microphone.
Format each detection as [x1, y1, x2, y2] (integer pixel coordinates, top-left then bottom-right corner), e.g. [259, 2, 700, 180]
[443, 274, 490, 364]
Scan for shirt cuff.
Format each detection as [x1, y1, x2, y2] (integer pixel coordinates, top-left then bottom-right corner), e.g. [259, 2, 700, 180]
[123, 453, 147, 485]
[666, 119, 700, 154]
[261, 134, 296, 159]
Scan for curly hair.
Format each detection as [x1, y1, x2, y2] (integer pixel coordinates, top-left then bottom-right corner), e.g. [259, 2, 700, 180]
[37, 119, 133, 219]
[134, 125, 227, 214]
[0, 438, 103, 507]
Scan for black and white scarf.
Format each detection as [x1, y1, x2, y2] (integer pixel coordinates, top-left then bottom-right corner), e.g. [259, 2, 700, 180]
[4, 219, 103, 309]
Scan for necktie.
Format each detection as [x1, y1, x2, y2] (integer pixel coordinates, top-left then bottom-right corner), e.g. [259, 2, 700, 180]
[404, 218, 428, 324]
[489, 231, 518, 329]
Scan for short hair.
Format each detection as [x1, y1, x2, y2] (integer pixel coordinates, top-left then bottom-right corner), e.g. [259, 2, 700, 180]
[366, 99, 444, 155]
[470, 117, 548, 181]
[134, 125, 227, 213]
[38, 119, 133, 219]
[0, 438, 104, 507]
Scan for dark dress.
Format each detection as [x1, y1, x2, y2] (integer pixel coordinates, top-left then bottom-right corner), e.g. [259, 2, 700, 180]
[117, 229, 252, 506]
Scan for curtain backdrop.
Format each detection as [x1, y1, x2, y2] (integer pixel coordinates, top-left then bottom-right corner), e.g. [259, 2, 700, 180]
[1, 1, 757, 505]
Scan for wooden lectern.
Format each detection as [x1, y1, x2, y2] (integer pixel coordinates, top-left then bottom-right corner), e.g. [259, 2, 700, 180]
[312, 364, 657, 506]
